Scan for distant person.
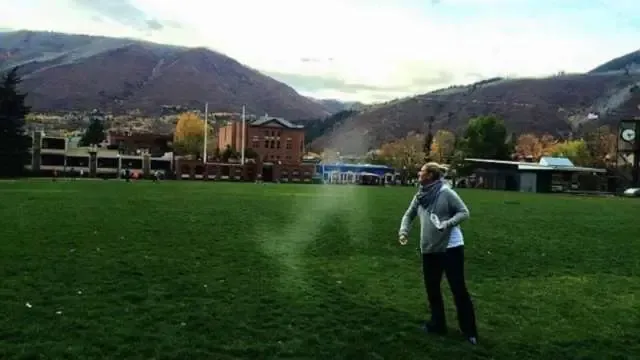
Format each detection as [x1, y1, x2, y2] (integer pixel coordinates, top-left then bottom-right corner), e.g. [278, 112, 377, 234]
[398, 162, 478, 345]
[153, 170, 162, 182]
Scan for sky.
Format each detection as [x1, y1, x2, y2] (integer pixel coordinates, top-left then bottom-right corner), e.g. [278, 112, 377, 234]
[1, 0, 639, 103]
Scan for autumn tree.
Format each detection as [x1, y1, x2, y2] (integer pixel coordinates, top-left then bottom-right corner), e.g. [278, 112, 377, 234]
[550, 139, 591, 166]
[430, 129, 456, 163]
[515, 133, 556, 161]
[173, 112, 206, 156]
[377, 134, 426, 170]
[515, 133, 541, 160]
[584, 125, 616, 167]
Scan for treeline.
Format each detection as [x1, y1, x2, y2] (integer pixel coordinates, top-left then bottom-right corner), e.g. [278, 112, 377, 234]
[361, 115, 617, 173]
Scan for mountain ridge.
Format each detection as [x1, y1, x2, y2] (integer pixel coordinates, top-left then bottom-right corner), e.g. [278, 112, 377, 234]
[0, 30, 330, 119]
[311, 70, 640, 153]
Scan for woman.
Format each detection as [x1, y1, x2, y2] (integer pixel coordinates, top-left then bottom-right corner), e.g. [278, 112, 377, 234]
[398, 162, 478, 345]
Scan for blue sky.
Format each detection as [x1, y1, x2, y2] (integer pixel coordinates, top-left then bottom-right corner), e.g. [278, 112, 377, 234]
[1, 0, 638, 103]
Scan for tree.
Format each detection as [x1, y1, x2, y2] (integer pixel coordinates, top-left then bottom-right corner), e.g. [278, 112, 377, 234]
[321, 148, 340, 163]
[423, 116, 435, 162]
[244, 148, 259, 160]
[365, 150, 387, 165]
[430, 129, 456, 163]
[550, 139, 591, 166]
[213, 147, 221, 160]
[377, 134, 426, 170]
[515, 133, 542, 160]
[459, 116, 511, 160]
[0, 67, 31, 177]
[221, 145, 238, 162]
[79, 117, 106, 146]
[584, 125, 616, 167]
[174, 112, 206, 156]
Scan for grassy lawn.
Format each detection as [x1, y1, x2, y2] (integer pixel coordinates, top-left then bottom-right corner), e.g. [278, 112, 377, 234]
[0, 180, 639, 359]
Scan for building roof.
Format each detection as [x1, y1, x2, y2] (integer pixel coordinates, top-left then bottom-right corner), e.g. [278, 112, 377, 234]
[464, 157, 606, 173]
[539, 156, 574, 167]
[250, 116, 304, 129]
[320, 162, 394, 170]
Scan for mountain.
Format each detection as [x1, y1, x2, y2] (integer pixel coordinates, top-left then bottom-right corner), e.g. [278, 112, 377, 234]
[312, 72, 640, 154]
[308, 98, 365, 114]
[590, 50, 640, 74]
[0, 30, 330, 119]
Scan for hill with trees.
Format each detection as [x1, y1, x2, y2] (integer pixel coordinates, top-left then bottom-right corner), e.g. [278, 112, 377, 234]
[312, 71, 640, 154]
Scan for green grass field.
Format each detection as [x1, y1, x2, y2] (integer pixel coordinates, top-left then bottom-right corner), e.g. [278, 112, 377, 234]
[0, 180, 639, 359]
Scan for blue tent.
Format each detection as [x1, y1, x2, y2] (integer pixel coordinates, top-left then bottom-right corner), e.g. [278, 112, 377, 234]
[315, 163, 395, 183]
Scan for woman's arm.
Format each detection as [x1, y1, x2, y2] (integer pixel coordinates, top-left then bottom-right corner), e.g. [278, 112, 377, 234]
[399, 195, 419, 237]
[444, 189, 470, 228]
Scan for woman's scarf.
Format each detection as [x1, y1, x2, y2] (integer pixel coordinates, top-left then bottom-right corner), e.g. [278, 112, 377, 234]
[416, 179, 444, 211]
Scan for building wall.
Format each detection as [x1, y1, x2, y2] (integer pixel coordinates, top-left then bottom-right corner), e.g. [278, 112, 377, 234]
[217, 121, 305, 164]
[107, 131, 172, 155]
[218, 122, 238, 150]
[176, 159, 314, 182]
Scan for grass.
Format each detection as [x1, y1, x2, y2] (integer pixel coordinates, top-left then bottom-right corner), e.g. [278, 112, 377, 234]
[0, 180, 639, 360]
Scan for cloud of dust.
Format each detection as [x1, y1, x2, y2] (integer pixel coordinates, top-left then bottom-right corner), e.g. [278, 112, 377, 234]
[257, 131, 374, 290]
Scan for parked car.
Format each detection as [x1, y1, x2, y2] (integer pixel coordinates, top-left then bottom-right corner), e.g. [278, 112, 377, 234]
[622, 188, 640, 197]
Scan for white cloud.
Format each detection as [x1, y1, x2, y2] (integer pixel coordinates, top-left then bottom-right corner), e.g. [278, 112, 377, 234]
[1, 0, 639, 103]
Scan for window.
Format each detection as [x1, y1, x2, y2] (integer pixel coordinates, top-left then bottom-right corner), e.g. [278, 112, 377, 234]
[252, 140, 260, 148]
[264, 139, 269, 148]
[41, 154, 65, 166]
[42, 137, 66, 150]
[286, 141, 292, 149]
[122, 158, 142, 169]
[151, 160, 171, 171]
[270, 141, 275, 149]
[67, 156, 89, 167]
[276, 141, 280, 149]
[97, 158, 118, 168]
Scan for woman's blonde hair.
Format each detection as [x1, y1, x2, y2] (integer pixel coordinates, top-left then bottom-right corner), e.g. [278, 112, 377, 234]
[423, 162, 447, 179]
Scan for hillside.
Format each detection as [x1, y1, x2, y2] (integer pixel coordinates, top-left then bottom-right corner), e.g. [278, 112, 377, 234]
[590, 50, 640, 73]
[0, 30, 330, 119]
[309, 98, 365, 114]
[312, 72, 640, 154]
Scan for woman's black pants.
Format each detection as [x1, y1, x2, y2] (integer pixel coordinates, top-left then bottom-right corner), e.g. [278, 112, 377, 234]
[422, 245, 478, 337]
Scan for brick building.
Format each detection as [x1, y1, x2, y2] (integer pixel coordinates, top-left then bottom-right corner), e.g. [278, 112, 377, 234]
[176, 116, 314, 182]
[217, 116, 305, 164]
